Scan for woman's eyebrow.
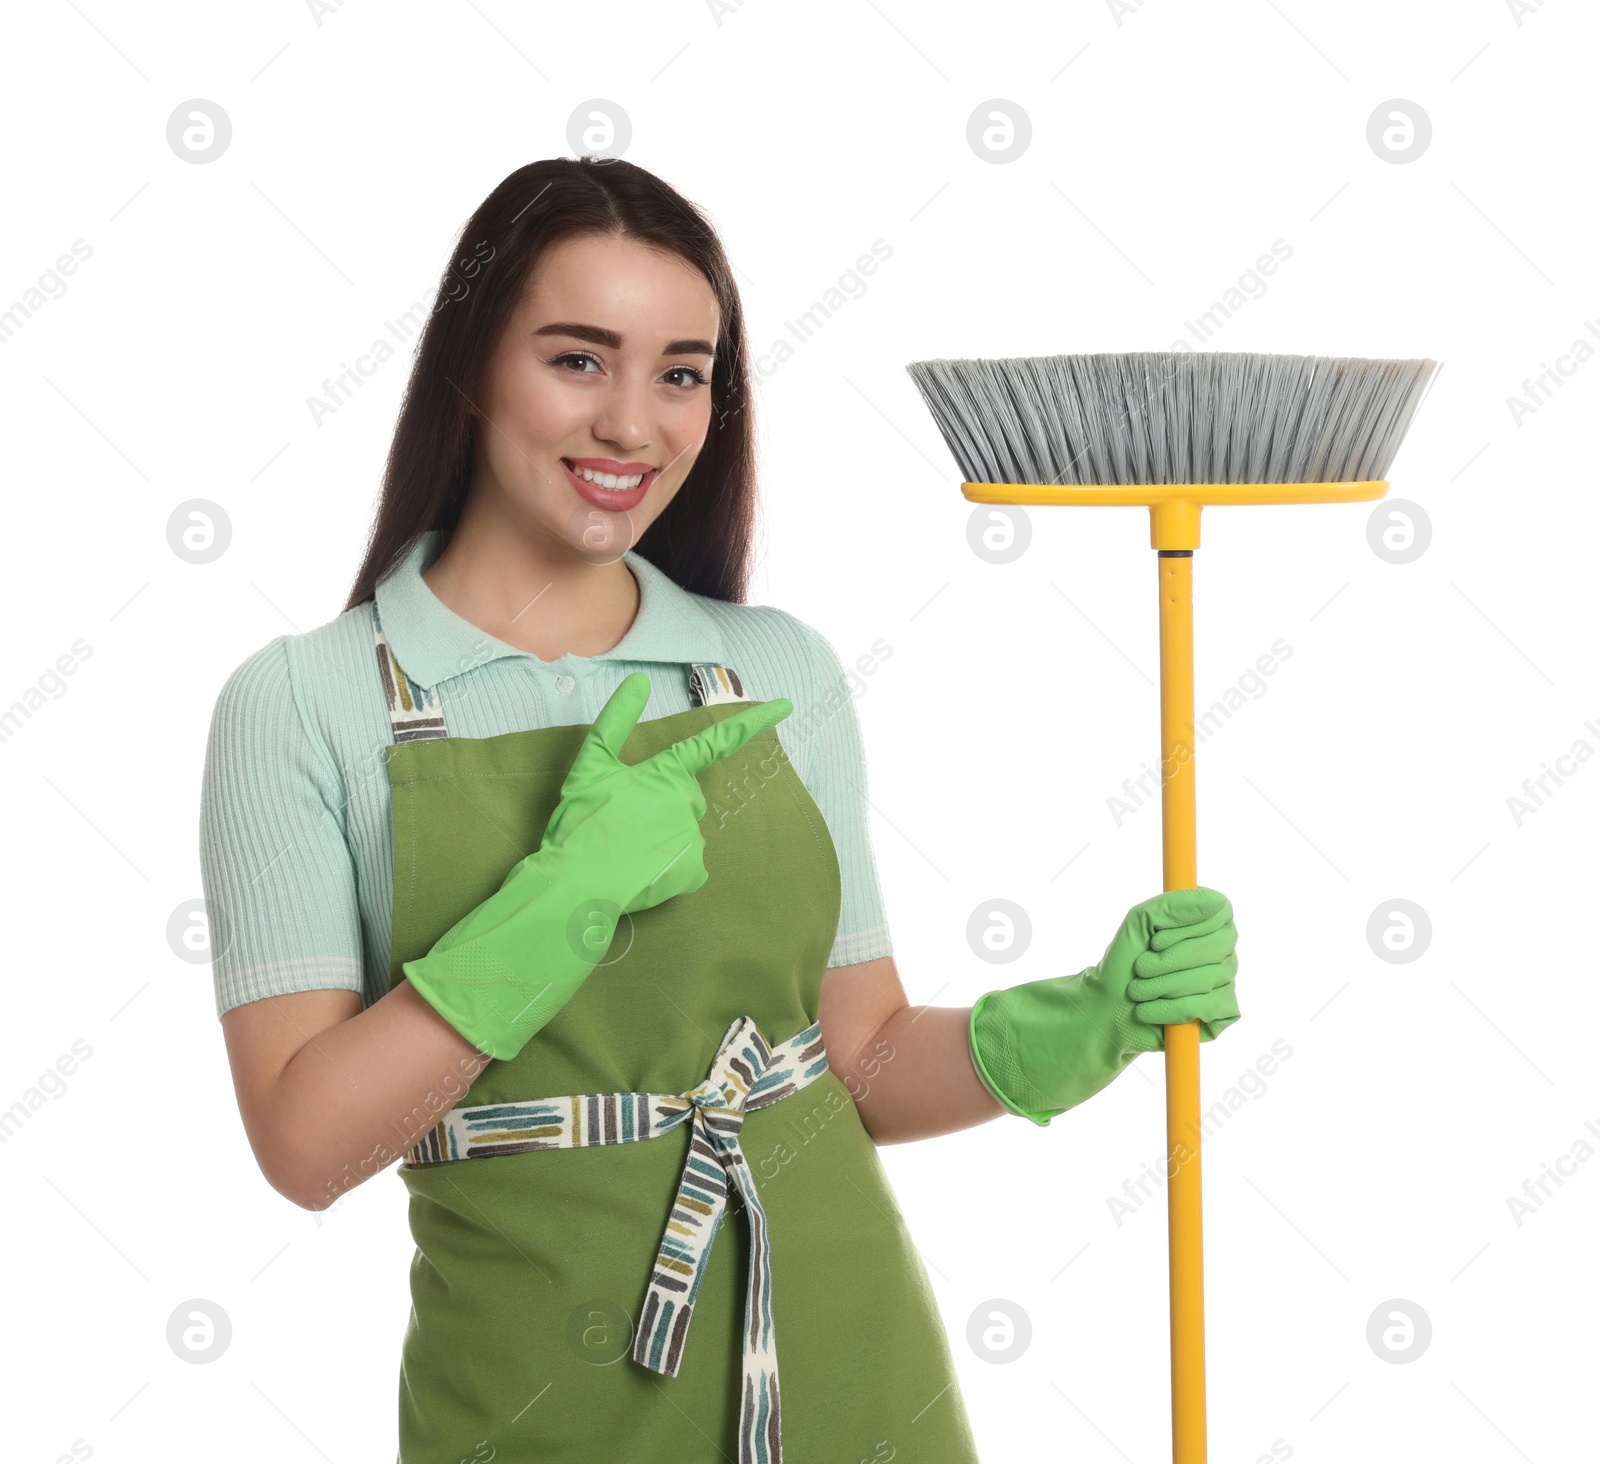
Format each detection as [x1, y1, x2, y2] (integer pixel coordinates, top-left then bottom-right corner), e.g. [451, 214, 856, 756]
[533, 322, 715, 356]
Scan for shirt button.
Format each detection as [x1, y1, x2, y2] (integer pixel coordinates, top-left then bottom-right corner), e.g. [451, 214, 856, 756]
[554, 674, 576, 694]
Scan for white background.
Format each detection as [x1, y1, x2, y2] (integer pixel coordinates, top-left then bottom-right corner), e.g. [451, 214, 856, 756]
[3, 2, 1595, 1461]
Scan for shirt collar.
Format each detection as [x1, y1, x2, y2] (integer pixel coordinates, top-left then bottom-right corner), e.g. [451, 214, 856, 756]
[372, 528, 727, 687]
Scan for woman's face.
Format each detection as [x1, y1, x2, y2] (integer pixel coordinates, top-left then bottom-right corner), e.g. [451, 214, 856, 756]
[471, 231, 721, 561]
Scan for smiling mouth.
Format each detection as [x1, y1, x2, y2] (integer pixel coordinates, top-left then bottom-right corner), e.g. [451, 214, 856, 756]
[560, 458, 658, 508]
[566, 460, 652, 489]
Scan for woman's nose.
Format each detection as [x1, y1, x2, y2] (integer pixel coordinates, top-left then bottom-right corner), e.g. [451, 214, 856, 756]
[589, 372, 654, 451]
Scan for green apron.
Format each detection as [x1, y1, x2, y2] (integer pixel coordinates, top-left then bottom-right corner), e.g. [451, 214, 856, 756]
[372, 604, 983, 1464]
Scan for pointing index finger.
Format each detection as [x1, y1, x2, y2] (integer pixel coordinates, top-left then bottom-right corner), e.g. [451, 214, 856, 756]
[662, 698, 794, 776]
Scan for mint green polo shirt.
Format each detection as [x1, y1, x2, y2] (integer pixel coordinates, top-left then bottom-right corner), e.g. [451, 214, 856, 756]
[198, 530, 892, 1020]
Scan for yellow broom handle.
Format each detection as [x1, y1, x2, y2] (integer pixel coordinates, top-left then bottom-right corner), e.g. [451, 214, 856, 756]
[1158, 549, 1207, 1463]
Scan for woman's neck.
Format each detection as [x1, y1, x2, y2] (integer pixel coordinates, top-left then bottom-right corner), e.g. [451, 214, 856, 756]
[421, 502, 641, 665]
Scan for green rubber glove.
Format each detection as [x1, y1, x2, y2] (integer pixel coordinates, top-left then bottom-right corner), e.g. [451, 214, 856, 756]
[402, 672, 793, 1061]
[969, 887, 1241, 1127]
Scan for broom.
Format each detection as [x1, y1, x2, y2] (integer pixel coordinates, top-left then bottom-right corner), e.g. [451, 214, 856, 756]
[903, 350, 1439, 1464]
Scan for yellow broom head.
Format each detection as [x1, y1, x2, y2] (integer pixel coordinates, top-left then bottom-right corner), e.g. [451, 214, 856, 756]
[904, 350, 1439, 491]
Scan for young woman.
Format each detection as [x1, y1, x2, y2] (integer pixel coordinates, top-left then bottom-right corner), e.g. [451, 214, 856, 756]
[201, 156, 1242, 1464]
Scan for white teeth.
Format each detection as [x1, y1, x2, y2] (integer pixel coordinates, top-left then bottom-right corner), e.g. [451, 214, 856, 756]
[570, 463, 645, 490]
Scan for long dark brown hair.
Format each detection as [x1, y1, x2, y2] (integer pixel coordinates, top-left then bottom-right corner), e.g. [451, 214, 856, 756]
[343, 157, 757, 613]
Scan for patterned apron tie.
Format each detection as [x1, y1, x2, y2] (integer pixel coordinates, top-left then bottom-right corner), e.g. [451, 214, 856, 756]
[406, 1015, 830, 1464]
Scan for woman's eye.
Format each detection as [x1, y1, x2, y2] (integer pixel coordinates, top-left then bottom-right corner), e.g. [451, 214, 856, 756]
[549, 353, 707, 389]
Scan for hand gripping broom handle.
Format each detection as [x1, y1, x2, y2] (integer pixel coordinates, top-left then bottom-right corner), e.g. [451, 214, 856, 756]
[962, 482, 1390, 1464]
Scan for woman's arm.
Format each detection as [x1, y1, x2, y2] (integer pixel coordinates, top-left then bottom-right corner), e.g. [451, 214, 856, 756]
[222, 982, 490, 1211]
[818, 954, 1005, 1143]
[204, 635, 467, 1209]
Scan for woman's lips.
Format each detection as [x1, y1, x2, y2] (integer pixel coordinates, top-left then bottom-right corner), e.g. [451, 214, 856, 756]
[562, 459, 656, 512]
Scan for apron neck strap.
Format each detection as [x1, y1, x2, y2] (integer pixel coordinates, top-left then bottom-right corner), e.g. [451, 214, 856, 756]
[370, 600, 748, 745]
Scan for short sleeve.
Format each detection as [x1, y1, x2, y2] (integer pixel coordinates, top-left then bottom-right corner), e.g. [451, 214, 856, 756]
[783, 616, 893, 968]
[199, 636, 364, 1019]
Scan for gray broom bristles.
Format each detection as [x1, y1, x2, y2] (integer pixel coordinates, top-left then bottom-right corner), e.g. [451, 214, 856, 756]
[904, 351, 1440, 487]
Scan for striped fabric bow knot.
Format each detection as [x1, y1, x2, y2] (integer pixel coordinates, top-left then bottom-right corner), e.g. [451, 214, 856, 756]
[400, 1013, 828, 1463]
[634, 1014, 829, 1464]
